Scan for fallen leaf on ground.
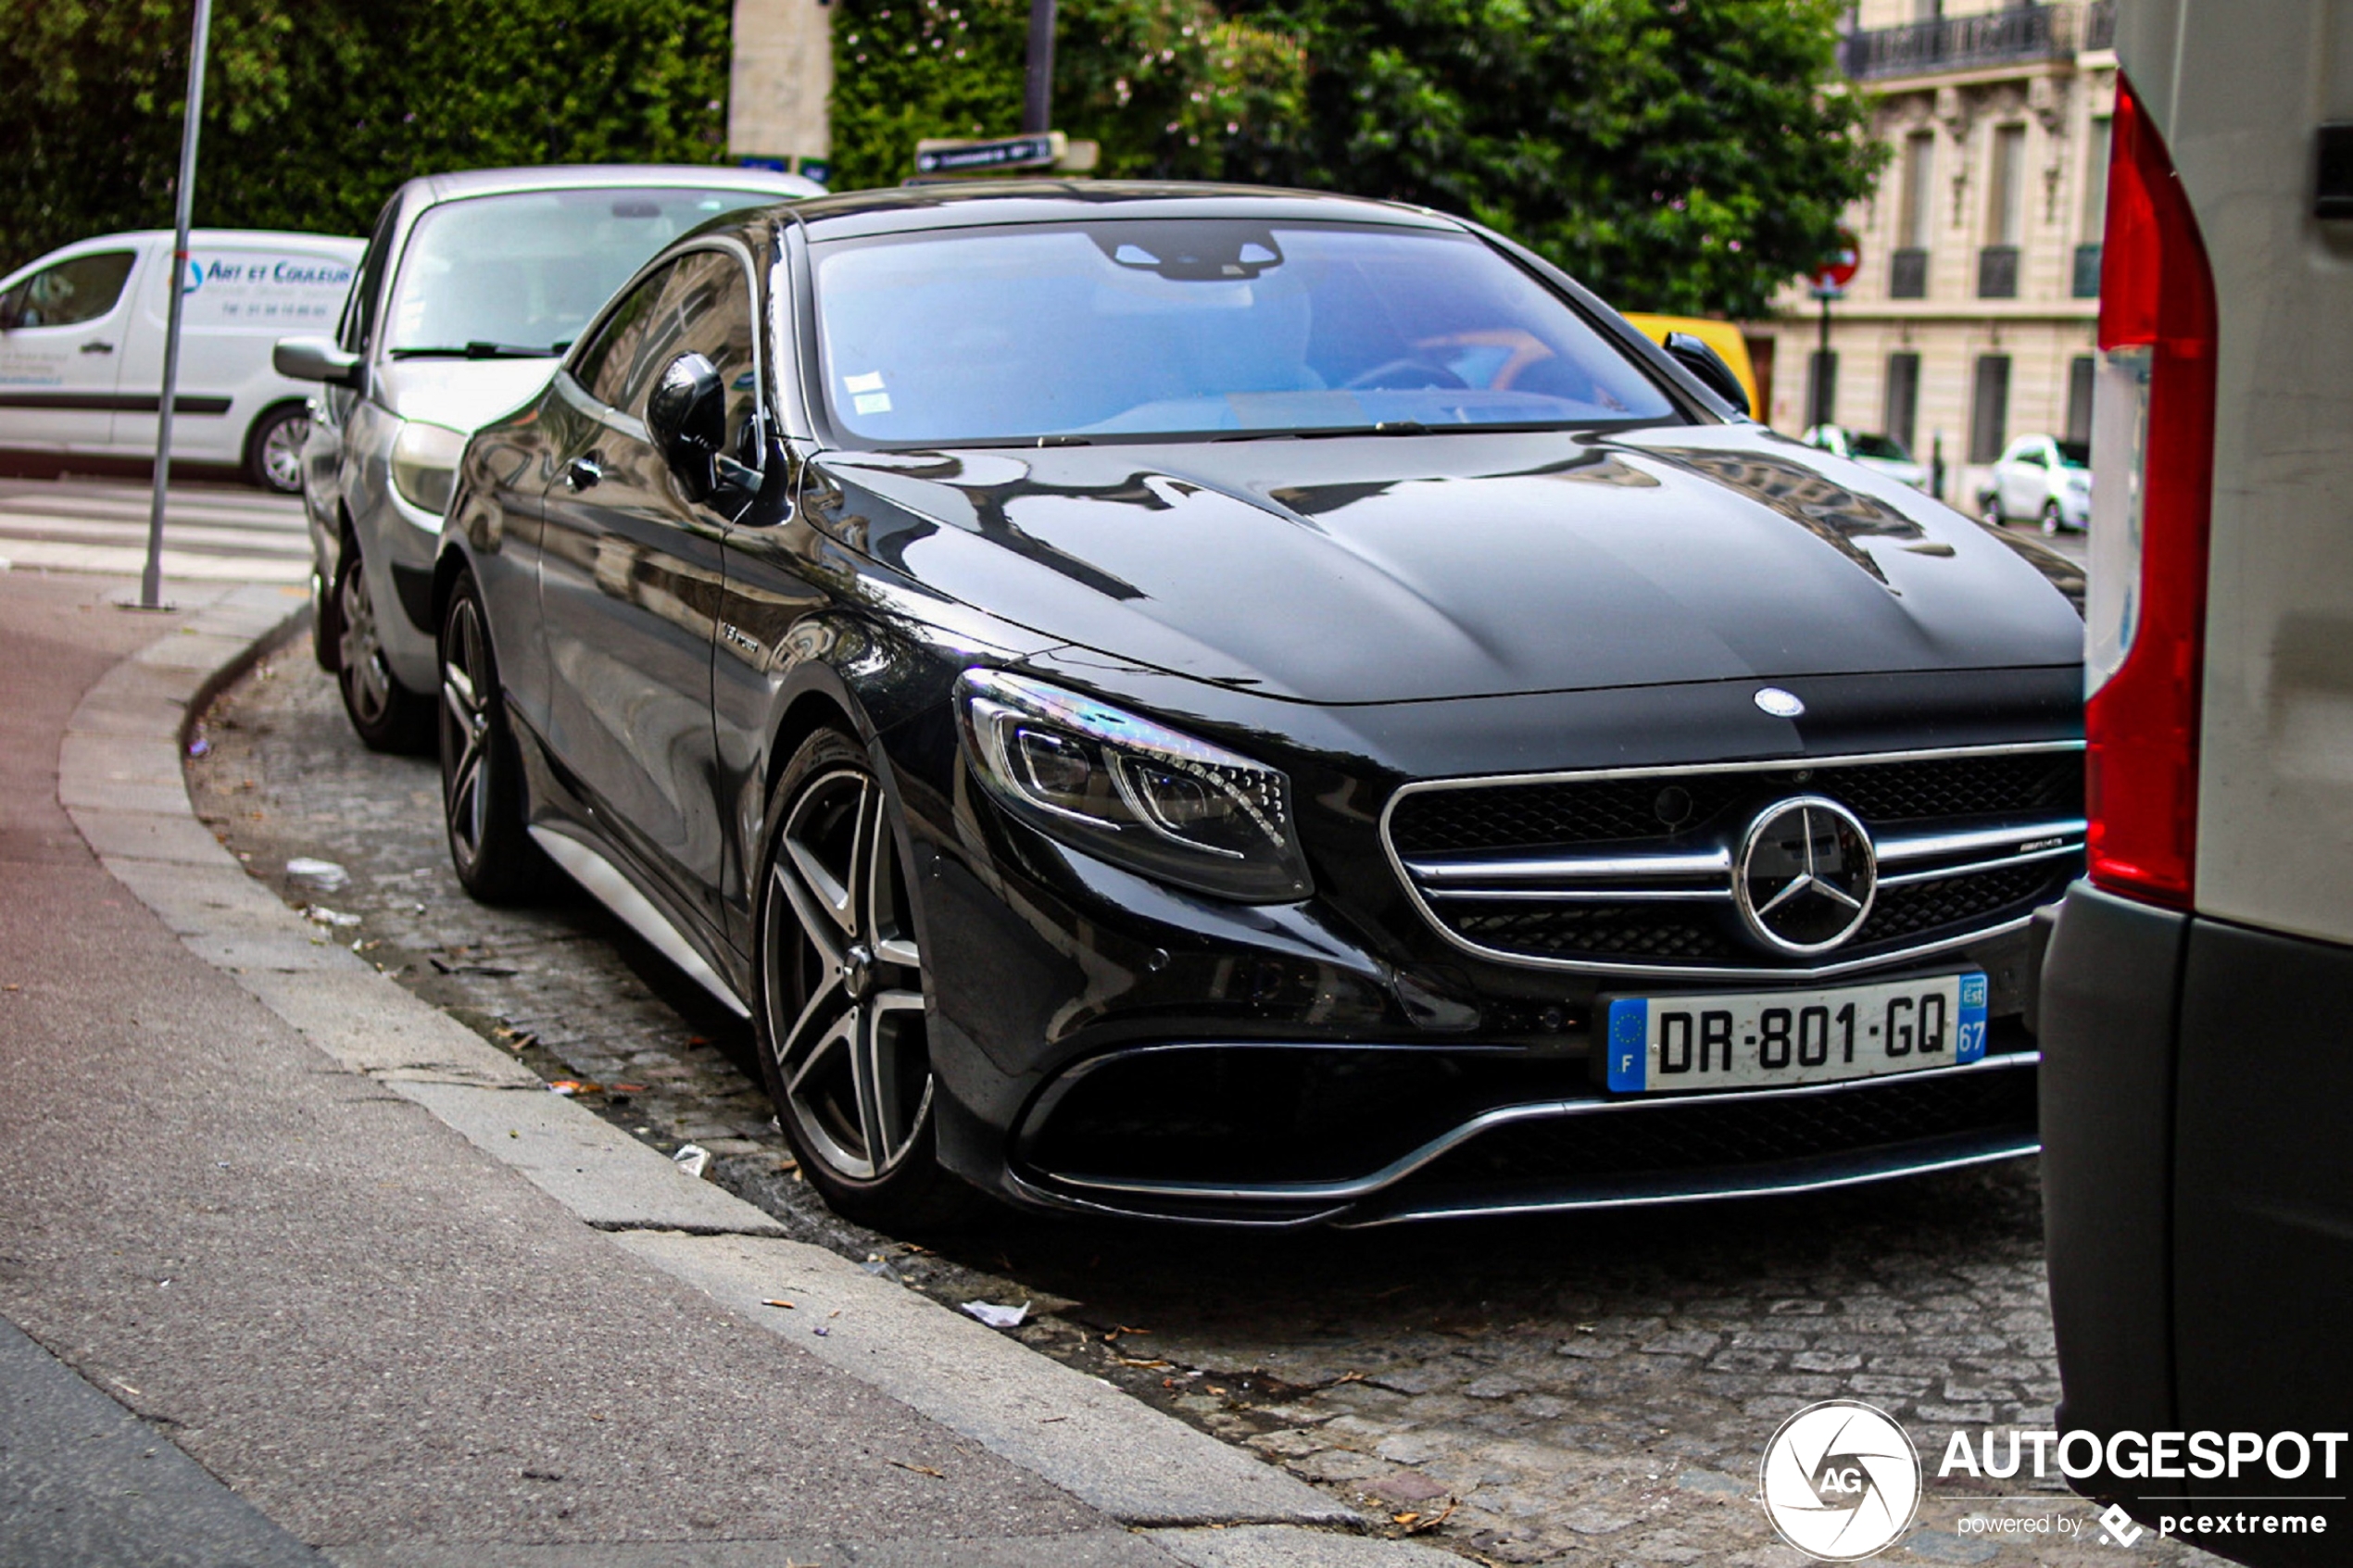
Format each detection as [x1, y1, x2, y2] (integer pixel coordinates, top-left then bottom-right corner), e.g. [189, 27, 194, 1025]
[1398, 1499, 1458, 1535]
[887, 1461, 944, 1478]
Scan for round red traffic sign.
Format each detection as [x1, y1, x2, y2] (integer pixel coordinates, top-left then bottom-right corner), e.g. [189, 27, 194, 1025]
[1810, 226, 1862, 297]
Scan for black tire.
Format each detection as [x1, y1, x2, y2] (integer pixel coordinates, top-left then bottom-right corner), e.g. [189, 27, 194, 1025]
[751, 727, 982, 1231]
[333, 538, 434, 754]
[1980, 489, 2004, 524]
[2041, 500, 2065, 536]
[245, 402, 308, 495]
[438, 569, 547, 903]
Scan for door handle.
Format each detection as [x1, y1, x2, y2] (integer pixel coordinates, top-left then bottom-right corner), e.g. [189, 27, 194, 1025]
[564, 454, 603, 491]
[81, 341, 114, 355]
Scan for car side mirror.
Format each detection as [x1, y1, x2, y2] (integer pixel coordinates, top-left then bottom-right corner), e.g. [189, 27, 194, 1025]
[647, 351, 760, 514]
[274, 335, 362, 388]
[1663, 332, 1749, 419]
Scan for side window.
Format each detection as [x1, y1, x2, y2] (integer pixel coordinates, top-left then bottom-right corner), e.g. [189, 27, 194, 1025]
[571, 262, 677, 412]
[1, 251, 135, 329]
[655, 249, 762, 459]
[2018, 447, 2046, 469]
[339, 198, 401, 356]
[575, 249, 761, 458]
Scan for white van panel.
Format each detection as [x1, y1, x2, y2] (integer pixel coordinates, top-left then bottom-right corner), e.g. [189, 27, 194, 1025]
[113, 240, 359, 462]
[2131, 0, 2353, 943]
[0, 240, 151, 451]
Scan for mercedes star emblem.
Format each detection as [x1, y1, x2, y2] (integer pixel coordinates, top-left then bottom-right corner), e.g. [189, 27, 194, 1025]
[1754, 686, 1806, 719]
[1734, 796, 1878, 954]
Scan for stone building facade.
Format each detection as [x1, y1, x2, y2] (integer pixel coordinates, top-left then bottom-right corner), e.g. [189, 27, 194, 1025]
[728, 0, 834, 182]
[1747, 0, 2118, 507]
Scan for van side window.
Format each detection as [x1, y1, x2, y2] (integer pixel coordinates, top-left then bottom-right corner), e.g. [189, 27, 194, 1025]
[0, 251, 135, 330]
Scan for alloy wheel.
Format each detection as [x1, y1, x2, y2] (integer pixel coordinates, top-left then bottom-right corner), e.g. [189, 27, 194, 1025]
[337, 556, 396, 727]
[259, 414, 308, 494]
[440, 595, 494, 869]
[763, 766, 933, 1182]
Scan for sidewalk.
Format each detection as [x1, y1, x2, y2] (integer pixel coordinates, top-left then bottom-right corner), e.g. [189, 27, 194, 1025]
[0, 569, 1390, 1568]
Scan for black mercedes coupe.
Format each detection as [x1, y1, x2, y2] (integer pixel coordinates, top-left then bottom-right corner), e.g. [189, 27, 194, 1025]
[431, 182, 2086, 1228]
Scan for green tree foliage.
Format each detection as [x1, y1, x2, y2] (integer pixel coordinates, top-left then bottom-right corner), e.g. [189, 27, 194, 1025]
[1246, 0, 1881, 317]
[826, 0, 1304, 193]
[0, 0, 733, 275]
[829, 0, 1877, 317]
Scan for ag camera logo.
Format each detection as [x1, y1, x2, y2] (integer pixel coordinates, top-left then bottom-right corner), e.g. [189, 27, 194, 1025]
[1761, 1400, 1922, 1560]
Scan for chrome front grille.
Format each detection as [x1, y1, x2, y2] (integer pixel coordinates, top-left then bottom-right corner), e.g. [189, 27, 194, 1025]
[1384, 744, 2083, 977]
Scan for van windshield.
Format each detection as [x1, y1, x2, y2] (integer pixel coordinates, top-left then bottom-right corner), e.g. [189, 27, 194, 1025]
[811, 220, 1676, 445]
[384, 187, 786, 358]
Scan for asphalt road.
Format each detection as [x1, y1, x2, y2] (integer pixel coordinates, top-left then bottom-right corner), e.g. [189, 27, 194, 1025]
[187, 514, 2210, 1568]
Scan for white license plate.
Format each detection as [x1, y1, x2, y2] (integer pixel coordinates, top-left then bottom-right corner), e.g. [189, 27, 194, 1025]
[1602, 972, 1988, 1094]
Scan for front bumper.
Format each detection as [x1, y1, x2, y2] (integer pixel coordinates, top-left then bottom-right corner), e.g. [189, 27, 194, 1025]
[912, 805, 2049, 1225]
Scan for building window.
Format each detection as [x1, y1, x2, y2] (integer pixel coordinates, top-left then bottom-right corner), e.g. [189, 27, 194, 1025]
[1884, 352, 1921, 455]
[2082, 116, 2113, 237]
[1807, 349, 1840, 429]
[1969, 355, 2011, 464]
[1893, 131, 1935, 298]
[2074, 115, 2112, 298]
[1980, 123, 2027, 299]
[2067, 354, 2096, 445]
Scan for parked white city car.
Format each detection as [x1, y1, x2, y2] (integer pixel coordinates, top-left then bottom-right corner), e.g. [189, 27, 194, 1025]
[1979, 432, 2091, 533]
[272, 164, 821, 752]
[0, 229, 362, 492]
[1800, 423, 1929, 489]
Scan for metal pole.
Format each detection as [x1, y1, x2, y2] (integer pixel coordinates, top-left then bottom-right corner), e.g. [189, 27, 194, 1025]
[1813, 291, 1832, 428]
[141, 0, 213, 610]
[1022, 0, 1056, 135]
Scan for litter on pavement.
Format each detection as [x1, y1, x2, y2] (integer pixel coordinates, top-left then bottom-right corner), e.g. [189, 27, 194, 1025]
[961, 1300, 1029, 1329]
[284, 856, 349, 891]
[672, 1143, 711, 1179]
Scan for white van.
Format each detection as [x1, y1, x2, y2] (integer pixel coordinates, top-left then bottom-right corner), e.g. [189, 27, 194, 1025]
[2040, 1, 2353, 1561]
[0, 229, 363, 492]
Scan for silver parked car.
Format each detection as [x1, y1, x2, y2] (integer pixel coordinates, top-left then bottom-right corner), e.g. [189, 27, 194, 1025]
[273, 164, 821, 749]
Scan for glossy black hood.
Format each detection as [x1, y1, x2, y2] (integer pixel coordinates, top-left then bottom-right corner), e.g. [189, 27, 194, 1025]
[813, 424, 2083, 706]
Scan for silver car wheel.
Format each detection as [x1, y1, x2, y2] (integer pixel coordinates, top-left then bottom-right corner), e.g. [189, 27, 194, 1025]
[259, 413, 308, 494]
[763, 767, 933, 1183]
[336, 555, 395, 727]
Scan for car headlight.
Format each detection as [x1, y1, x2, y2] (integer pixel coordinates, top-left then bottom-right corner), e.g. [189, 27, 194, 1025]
[389, 420, 467, 520]
[957, 669, 1312, 902]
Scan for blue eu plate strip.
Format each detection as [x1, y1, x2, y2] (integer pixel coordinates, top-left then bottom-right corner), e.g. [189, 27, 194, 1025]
[1957, 972, 1989, 1063]
[1605, 998, 1649, 1092]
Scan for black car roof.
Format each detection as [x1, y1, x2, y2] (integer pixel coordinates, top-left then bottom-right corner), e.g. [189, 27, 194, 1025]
[777, 181, 1469, 242]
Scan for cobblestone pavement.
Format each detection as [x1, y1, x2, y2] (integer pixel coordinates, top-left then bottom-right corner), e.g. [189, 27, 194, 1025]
[186, 645, 2221, 1568]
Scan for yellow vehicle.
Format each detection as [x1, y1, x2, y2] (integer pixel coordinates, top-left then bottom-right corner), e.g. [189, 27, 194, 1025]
[1621, 313, 1760, 418]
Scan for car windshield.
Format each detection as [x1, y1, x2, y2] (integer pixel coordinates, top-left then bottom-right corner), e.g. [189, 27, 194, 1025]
[1848, 432, 1912, 462]
[2054, 439, 2090, 469]
[810, 219, 1677, 444]
[385, 186, 787, 357]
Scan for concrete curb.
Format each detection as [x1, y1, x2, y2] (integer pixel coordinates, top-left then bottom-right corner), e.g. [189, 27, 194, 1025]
[57, 586, 1364, 1536]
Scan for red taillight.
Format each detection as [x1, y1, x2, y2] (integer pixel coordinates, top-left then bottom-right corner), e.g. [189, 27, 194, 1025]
[2084, 77, 2217, 909]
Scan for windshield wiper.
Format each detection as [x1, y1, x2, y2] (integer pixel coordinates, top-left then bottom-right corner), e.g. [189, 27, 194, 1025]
[389, 341, 560, 360]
